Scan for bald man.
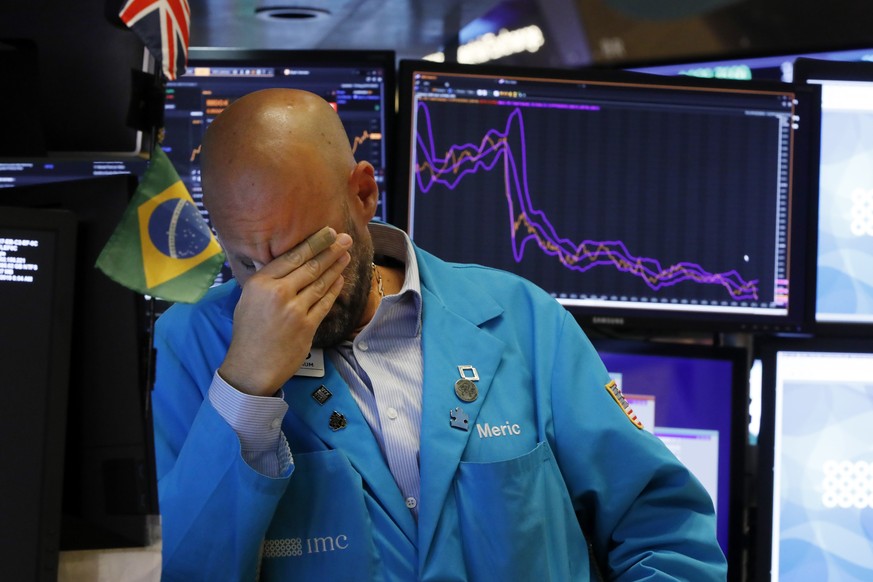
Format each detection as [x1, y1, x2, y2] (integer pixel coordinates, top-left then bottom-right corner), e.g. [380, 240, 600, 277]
[152, 89, 727, 581]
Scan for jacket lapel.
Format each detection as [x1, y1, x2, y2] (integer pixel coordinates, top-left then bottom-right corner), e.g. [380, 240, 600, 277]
[414, 252, 507, 564]
[282, 366, 418, 545]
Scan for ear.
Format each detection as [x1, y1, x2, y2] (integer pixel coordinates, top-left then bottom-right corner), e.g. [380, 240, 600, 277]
[347, 160, 379, 221]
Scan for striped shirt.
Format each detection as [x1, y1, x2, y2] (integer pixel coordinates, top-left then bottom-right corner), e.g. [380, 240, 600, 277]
[209, 223, 424, 515]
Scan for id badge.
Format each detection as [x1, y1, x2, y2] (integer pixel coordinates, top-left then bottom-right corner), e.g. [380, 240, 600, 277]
[295, 348, 325, 378]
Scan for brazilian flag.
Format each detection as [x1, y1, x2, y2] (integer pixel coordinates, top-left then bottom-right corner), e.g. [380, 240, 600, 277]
[96, 147, 225, 303]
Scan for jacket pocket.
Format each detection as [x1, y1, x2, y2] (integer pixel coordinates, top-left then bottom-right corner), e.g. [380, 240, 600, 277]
[454, 441, 589, 581]
[259, 450, 380, 581]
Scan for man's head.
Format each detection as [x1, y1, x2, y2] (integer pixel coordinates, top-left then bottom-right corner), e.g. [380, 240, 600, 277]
[200, 88, 380, 346]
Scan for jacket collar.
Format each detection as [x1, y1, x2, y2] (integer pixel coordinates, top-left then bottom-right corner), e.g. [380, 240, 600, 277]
[414, 244, 504, 326]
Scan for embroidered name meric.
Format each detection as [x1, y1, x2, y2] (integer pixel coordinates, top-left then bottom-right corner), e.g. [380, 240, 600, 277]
[476, 421, 522, 438]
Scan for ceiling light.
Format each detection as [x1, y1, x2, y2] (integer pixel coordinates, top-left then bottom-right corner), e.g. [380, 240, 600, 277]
[254, 4, 331, 21]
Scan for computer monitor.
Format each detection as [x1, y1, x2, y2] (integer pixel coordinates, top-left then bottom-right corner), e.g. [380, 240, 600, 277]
[0, 2, 153, 158]
[592, 339, 749, 577]
[157, 48, 396, 285]
[0, 206, 77, 581]
[622, 46, 873, 83]
[165, 48, 395, 222]
[0, 175, 158, 551]
[792, 58, 873, 334]
[756, 337, 873, 581]
[396, 60, 820, 333]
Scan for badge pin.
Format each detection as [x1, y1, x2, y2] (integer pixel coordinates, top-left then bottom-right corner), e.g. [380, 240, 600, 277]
[450, 406, 470, 431]
[604, 380, 644, 430]
[311, 385, 333, 405]
[457, 365, 479, 381]
[454, 365, 480, 402]
[328, 411, 347, 431]
[454, 378, 479, 403]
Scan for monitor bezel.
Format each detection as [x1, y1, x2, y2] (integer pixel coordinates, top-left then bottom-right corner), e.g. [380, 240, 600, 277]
[754, 335, 873, 582]
[793, 57, 873, 336]
[395, 59, 820, 334]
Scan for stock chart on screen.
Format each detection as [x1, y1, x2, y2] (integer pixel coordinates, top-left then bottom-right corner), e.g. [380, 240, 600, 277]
[397, 62, 819, 331]
[166, 49, 394, 224]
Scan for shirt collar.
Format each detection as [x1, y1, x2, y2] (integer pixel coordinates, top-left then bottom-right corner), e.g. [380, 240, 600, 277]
[369, 221, 420, 300]
[365, 221, 423, 336]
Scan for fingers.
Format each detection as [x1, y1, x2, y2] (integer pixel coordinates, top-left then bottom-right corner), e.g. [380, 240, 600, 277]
[299, 246, 350, 310]
[307, 266, 347, 321]
[258, 226, 350, 280]
[305, 225, 336, 256]
[222, 227, 353, 395]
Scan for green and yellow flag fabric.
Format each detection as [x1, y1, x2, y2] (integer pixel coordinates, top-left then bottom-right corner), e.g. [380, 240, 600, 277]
[96, 147, 225, 303]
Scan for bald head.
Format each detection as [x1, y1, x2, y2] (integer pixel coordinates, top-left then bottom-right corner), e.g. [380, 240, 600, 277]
[196, 89, 382, 347]
[200, 88, 357, 222]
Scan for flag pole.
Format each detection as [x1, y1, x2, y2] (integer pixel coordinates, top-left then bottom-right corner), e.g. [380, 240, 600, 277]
[141, 63, 167, 532]
[143, 62, 167, 406]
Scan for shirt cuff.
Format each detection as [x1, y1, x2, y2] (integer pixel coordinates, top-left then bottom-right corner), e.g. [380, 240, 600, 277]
[208, 370, 293, 476]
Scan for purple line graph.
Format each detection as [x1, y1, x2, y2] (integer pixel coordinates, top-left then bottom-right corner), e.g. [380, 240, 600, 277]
[414, 100, 759, 300]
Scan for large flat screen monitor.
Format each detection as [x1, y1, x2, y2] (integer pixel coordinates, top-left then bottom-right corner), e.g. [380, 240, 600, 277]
[592, 339, 749, 578]
[396, 60, 820, 332]
[0, 176, 159, 551]
[756, 337, 873, 581]
[166, 48, 395, 223]
[0, 206, 77, 581]
[0, 2, 152, 158]
[161, 48, 396, 286]
[793, 59, 873, 334]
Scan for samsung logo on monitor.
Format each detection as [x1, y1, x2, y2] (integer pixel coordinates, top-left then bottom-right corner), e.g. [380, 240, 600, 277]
[591, 316, 626, 327]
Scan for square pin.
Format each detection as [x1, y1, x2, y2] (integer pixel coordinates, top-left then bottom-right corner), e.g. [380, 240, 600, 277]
[311, 385, 333, 405]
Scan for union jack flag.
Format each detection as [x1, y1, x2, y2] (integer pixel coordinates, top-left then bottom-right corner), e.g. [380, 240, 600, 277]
[119, 0, 191, 81]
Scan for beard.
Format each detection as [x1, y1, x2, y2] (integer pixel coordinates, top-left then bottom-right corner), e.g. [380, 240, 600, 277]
[311, 216, 374, 348]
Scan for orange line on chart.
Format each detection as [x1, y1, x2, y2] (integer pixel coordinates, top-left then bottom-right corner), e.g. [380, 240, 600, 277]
[416, 136, 506, 178]
[350, 131, 382, 155]
[514, 213, 758, 297]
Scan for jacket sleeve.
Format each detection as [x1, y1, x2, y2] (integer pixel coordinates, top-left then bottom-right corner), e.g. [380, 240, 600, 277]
[545, 312, 728, 580]
[152, 308, 292, 581]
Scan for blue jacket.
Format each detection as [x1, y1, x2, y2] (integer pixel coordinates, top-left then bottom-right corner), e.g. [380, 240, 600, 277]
[153, 244, 727, 581]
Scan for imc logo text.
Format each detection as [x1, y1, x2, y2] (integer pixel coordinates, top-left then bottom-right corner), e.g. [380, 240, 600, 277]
[263, 535, 349, 558]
